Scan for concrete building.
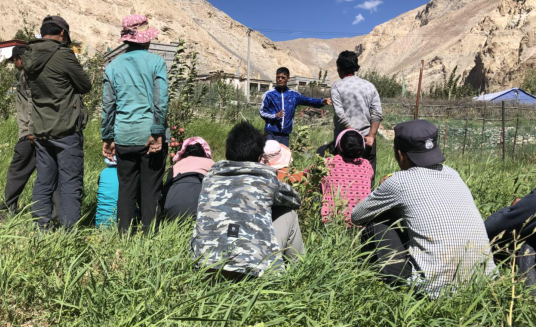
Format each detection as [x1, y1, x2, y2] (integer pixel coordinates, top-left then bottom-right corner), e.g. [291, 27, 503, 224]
[196, 71, 273, 97]
[288, 75, 330, 89]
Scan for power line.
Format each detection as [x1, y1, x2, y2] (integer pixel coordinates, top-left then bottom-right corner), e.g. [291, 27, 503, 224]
[252, 27, 514, 38]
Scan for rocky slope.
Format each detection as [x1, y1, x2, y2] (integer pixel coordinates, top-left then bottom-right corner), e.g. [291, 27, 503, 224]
[280, 0, 536, 93]
[0, 0, 312, 80]
[277, 36, 365, 84]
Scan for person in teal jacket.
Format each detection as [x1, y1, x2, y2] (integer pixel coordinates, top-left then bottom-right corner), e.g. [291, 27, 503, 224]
[95, 158, 119, 228]
[101, 14, 168, 235]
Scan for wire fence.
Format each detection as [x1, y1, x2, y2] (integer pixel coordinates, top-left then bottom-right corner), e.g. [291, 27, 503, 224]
[381, 101, 536, 161]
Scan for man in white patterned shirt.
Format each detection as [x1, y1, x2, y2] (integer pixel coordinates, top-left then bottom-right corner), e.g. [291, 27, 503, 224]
[352, 120, 496, 296]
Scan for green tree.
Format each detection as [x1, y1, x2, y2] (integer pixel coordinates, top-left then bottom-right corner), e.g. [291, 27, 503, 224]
[0, 64, 17, 119]
[429, 66, 475, 99]
[12, 15, 37, 42]
[360, 71, 403, 98]
[522, 69, 536, 94]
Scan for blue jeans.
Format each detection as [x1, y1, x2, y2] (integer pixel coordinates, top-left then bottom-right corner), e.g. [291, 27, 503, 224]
[267, 132, 290, 147]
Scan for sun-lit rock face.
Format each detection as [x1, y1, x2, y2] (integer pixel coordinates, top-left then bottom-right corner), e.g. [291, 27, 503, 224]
[0, 0, 312, 80]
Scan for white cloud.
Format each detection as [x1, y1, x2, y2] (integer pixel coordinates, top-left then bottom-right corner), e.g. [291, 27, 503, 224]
[355, 0, 383, 12]
[352, 14, 365, 25]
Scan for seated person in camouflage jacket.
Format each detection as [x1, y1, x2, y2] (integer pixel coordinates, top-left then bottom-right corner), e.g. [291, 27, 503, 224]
[191, 121, 301, 278]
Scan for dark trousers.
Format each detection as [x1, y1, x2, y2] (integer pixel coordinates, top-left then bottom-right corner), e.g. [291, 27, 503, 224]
[116, 144, 167, 235]
[267, 132, 290, 147]
[362, 211, 412, 284]
[1, 136, 61, 217]
[32, 132, 83, 229]
[1, 136, 36, 212]
[316, 139, 377, 187]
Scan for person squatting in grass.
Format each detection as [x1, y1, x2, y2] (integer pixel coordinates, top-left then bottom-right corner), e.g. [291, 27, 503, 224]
[261, 140, 305, 260]
[259, 67, 331, 147]
[485, 189, 536, 296]
[321, 129, 373, 227]
[318, 51, 383, 186]
[23, 16, 91, 229]
[160, 137, 215, 221]
[191, 121, 302, 279]
[101, 14, 168, 235]
[351, 119, 496, 297]
[95, 157, 119, 228]
[0, 45, 60, 220]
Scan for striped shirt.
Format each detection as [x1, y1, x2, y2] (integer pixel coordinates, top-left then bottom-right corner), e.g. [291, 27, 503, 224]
[352, 165, 496, 295]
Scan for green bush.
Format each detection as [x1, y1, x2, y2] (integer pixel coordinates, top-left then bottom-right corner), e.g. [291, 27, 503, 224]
[429, 66, 475, 100]
[0, 63, 17, 120]
[359, 71, 403, 98]
[522, 69, 536, 94]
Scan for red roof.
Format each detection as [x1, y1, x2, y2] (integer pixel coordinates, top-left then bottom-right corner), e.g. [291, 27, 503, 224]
[0, 40, 29, 49]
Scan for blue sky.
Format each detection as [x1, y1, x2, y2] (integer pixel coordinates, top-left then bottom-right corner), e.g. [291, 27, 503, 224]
[206, 0, 430, 41]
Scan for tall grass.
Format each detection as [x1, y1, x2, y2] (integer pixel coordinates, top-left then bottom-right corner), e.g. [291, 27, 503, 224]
[1, 117, 536, 326]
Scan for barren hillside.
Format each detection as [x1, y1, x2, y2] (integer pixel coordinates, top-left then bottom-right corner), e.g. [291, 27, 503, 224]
[281, 0, 536, 93]
[277, 36, 365, 84]
[0, 0, 313, 80]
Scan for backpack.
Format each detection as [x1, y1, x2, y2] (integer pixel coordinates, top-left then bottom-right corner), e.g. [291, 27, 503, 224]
[161, 172, 205, 221]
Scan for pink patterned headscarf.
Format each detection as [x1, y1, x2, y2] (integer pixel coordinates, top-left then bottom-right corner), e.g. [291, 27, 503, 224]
[336, 129, 365, 153]
[172, 137, 212, 162]
[120, 15, 159, 44]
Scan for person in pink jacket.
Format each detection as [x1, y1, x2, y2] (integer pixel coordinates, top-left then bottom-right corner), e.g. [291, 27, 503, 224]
[321, 129, 374, 227]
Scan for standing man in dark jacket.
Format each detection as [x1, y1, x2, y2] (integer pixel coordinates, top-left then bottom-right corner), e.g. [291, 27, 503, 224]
[22, 16, 91, 229]
[0, 45, 60, 218]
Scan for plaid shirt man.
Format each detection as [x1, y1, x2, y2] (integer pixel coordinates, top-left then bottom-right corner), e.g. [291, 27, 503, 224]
[352, 164, 496, 296]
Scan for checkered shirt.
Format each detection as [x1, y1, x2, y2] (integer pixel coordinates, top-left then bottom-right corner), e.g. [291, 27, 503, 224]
[352, 165, 496, 295]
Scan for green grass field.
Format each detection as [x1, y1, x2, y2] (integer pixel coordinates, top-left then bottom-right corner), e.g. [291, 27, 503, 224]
[1, 114, 536, 326]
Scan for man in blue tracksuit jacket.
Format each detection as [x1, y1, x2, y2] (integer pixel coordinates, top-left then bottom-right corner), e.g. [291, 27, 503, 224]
[259, 67, 331, 146]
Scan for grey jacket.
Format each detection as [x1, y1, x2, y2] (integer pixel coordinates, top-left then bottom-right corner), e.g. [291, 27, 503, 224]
[191, 161, 301, 277]
[15, 71, 32, 140]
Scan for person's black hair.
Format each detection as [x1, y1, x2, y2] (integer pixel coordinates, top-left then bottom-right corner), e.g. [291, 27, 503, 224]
[40, 23, 63, 37]
[340, 131, 365, 159]
[276, 67, 290, 77]
[336, 50, 360, 75]
[182, 143, 206, 159]
[226, 121, 266, 162]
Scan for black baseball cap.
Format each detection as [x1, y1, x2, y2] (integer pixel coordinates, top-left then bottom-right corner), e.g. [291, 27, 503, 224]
[394, 120, 445, 167]
[7, 45, 28, 61]
[41, 15, 71, 44]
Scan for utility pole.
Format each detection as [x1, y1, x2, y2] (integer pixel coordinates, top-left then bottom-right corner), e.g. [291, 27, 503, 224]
[246, 28, 252, 104]
[414, 60, 424, 120]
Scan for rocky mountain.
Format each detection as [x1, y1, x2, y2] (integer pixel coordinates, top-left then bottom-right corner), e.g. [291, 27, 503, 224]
[279, 0, 536, 93]
[277, 36, 365, 84]
[0, 0, 312, 80]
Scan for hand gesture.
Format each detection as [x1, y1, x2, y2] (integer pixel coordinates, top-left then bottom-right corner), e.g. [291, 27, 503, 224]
[276, 110, 285, 118]
[145, 135, 163, 154]
[28, 134, 35, 145]
[323, 98, 332, 106]
[364, 135, 375, 147]
[102, 140, 116, 161]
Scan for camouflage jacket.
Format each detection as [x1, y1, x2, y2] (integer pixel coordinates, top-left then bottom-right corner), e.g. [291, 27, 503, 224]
[191, 160, 301, 277]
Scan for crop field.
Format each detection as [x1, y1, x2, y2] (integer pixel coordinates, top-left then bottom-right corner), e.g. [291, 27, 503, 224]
[1, 113, 536, 326]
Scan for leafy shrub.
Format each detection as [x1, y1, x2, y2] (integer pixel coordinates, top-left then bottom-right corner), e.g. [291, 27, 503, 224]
[359, 71, 403, 98]
[0, 64, 17, 120]
[81, 52, 105, 117]
[429, 66, 475, 99]
[522, 69, 536, 94]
